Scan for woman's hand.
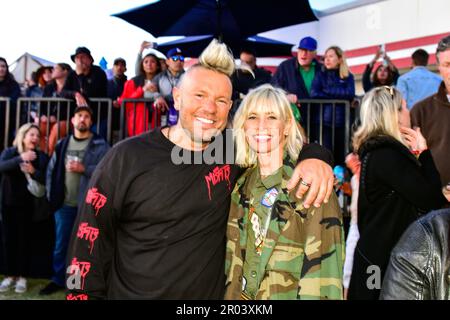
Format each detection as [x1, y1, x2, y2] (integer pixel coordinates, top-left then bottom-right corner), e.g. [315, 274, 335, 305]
[400, 126, 428, 153]
[370, 47, 383, 65]
[143, 82, 158, 93]
[20, 161, 36, 175]
[21, 150, 37, 162]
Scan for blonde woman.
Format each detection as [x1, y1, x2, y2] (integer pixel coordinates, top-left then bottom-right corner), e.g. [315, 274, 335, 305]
[0, 123, 49, 293]
[225, 84, 344, 300]
[347, 86, 447, 300]
[311, 46, 355, 165]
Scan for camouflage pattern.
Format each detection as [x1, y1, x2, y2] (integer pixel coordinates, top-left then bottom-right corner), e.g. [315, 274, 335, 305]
[224, 157, 345, 300]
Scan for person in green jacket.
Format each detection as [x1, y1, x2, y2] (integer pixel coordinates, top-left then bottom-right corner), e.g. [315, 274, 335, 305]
[225, 84, 344, 300]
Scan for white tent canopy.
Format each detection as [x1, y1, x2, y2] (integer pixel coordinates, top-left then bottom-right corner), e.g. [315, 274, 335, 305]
[9, 52, 55, 84]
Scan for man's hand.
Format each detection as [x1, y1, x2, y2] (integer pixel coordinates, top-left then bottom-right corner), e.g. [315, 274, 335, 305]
[287, 159, 334, 208]
[66, 160, 85, 173]
[154, 97, 169, 112]
[113, 100, 120, 108]
[286, 94, 298, 104]
[75, 92, 88, 107]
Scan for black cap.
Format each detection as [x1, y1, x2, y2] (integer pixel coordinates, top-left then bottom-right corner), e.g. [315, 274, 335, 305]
[74, 105, 93, 117]
[113, 57, 126, 66]
[71, 47, 94, 63]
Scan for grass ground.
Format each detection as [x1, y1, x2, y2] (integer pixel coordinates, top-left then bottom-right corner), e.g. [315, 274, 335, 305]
[0, 276, 65, 300]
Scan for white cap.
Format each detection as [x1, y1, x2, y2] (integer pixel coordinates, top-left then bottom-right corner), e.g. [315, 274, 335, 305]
[142, 48, 167, 60]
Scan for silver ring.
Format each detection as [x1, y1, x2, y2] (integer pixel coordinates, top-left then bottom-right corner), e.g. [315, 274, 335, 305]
[300, 180, 311, 188]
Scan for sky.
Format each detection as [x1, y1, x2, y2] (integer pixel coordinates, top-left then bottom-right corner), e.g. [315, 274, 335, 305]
[1, 0, 356, 78]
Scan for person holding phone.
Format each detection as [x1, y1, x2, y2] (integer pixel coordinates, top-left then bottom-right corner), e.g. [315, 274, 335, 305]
[362, 45, 399, 92]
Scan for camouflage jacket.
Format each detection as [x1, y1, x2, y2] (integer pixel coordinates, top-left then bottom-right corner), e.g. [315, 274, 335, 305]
[224, 158, 344, 300]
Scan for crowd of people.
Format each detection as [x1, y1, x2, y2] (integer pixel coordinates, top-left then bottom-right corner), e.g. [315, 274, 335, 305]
[0, 33, 449, 300]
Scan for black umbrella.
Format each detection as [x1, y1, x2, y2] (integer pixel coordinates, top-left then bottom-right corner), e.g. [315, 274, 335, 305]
[113, 0, 317, 43]
[155, 34, 294, 57]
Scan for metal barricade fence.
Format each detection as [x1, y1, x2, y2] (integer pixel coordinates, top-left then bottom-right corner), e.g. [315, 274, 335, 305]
[5, 97, 361, 156]
[297, 99, 353, 159]
[4, 96, 359, 215]
[14, 98, 112, 153]
[297, 99, 360, 218]
[0, 97, 11, 151]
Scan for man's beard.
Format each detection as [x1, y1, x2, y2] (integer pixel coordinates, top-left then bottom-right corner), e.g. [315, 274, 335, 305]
[76, 125, 89, 133]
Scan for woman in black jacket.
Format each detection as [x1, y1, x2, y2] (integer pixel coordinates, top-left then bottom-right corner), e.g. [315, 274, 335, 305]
[0, 123, 49, 294]
[347, 86, 447, 300]
[0, 57, 21, 152]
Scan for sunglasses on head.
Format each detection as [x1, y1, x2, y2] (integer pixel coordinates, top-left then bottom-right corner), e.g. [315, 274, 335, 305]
[171, 55, 185, 62]
[382, 85, 395, 100]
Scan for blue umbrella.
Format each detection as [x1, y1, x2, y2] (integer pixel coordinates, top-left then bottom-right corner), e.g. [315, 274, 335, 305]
[113, 0, 317, 43]
[155, 34, 294, 57]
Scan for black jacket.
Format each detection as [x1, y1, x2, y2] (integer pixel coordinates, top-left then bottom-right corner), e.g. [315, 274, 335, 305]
[0, 78, 21, 149]
[62, 65, 107, 100]
[271, 58, 322, 126]
[380, 208, 450, 300]
[362, 63, 400, 93]
[348, 135, 446, 300]
[0, 147, 48, 210]
[271, 57, 322, 99]
[62, 65, 108, 121]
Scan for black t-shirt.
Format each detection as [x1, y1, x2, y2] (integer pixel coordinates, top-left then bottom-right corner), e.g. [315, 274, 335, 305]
[66, 128, 241, 299]
[65, 128, 331, 300]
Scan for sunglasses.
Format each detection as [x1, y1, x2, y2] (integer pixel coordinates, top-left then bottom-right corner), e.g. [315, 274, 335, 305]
[382, 85, 395, 100]
[171, 55, 185, 62]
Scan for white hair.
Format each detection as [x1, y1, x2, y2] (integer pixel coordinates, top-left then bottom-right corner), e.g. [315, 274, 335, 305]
[233, 84, 303, 167]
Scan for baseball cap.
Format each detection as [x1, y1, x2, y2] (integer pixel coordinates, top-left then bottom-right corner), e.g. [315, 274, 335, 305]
[113, 57, 126, 66]
[298, 37, 317, 51]
[167, 47, 183, 58]
[74, 105, 93, 117]
[71, 47, 94, 63]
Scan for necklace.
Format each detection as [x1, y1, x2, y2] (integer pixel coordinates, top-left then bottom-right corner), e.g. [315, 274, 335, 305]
[165, 126, 172, 142]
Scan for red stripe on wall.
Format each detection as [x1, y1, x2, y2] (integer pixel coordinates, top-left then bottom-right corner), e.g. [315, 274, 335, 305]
[349, 54, 437, 75]
[385, 33, 449, 52]
[345, 46, 381, 58]
[345, 32, 449, 58]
